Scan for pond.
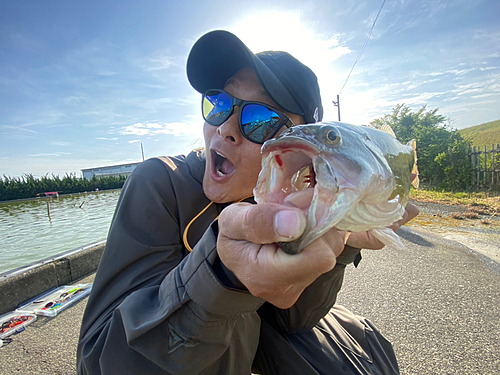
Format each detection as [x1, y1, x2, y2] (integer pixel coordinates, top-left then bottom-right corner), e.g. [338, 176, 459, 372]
[0, 189, 121, 274]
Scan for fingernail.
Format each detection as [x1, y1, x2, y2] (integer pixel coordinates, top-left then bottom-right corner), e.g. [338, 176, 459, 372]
[274, 210, 305, 238]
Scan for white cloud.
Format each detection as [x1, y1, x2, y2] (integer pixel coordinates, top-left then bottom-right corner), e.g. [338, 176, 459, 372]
[404, 91, 447, 104]
[3, 125, 38, 134]
[119, 116, 203, 138]
[146, 57, 176, 72]
[479, 66, 498, 71]
[428, 67, 477, 77]
[471, 93, 498, 99]
[456, 88, 484, 96]
[119, 94, 197, 113]
[61, 95, 87, 105]
[98, 70, 118, 76]
[51, 141, 71, 147]
[29, 152, 71, 157]
[133, 50, 183, 75]
[120, 123, 153, 136]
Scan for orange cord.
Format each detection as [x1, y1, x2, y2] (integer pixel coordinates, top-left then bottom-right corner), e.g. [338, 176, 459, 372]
[182, 195, 254, 252]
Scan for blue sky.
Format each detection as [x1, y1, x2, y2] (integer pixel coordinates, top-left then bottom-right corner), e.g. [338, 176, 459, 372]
[1, 0, 499, 177]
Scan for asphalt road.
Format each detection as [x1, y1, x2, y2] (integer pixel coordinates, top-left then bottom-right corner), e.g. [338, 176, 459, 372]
[1, 225, 499, 374]
[338, 226, 500, 374]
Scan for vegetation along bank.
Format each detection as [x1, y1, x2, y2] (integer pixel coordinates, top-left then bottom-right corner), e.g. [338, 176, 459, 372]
[0, 174, 127, 202]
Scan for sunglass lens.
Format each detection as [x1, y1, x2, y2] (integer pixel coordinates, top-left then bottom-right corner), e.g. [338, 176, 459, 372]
[203, 91, 232, 126]
[241, 104, 282, 143]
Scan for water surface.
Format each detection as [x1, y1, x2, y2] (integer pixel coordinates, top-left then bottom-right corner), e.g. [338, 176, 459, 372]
[0, 190, 121, 274]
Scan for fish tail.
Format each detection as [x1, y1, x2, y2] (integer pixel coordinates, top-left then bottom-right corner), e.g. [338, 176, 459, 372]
[408, 139, 419, 189]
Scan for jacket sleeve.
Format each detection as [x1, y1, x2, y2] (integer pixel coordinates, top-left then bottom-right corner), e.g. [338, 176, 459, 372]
[257, 245, 362, 333]
[77, 159, 264, 375]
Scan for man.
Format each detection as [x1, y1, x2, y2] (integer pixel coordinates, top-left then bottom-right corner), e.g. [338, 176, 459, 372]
[77, 30, 418, 374]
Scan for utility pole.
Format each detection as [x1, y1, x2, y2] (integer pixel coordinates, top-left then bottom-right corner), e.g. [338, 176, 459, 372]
[141, 143, 145, 161]
[332, 95, 341, 121]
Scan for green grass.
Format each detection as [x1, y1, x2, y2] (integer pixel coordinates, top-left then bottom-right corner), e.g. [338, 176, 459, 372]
[459, 119, 500, 148]
[410, 186, 500, 211]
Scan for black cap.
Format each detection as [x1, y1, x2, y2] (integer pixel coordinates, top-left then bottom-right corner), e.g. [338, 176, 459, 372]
[187, 30, 323, 124]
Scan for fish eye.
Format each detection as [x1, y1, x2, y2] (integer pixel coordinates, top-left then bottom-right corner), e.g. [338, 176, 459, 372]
[320, 126, 341, 145]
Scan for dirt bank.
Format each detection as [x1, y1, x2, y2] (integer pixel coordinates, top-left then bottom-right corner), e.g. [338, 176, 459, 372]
[408, 199, 500, 263]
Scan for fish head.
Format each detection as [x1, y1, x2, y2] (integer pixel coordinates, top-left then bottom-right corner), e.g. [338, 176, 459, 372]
[253, 122, 401, 253]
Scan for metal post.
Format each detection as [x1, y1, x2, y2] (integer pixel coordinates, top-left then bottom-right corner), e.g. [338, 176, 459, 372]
[473, 146, 478, 187]
[332, 95, 341, 122]
[492, 144, 495, 187]
[141, 143, 145, 161]
[497, 144, 500, 188]
[484, 145, 487, 186]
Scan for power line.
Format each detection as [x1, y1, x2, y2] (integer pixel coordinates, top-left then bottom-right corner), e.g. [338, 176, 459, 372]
[338, 0, 387, 96]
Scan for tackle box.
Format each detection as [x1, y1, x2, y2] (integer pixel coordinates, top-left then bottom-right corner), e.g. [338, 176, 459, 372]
[16, 283, 92, 317]
[0, 312, 37, 339]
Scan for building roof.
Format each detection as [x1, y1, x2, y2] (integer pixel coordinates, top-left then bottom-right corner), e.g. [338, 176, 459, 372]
[81, 161, 142, 172]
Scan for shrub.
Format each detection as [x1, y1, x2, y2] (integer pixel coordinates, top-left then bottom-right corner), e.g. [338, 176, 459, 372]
[0, 174, 128, 202]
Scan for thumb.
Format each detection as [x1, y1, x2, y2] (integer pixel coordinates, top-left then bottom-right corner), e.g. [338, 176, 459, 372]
[218, 203, 307, 244]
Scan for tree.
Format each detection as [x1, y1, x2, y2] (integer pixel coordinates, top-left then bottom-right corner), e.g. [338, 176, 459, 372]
[371, 104, 472, 190]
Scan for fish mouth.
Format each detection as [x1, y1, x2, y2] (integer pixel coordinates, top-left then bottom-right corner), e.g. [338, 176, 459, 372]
[255, 137, 341, 253]
[255, 138, 330, 215]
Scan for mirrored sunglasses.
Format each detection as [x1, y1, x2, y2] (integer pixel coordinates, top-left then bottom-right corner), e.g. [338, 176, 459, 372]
[202, 89, 293, 144]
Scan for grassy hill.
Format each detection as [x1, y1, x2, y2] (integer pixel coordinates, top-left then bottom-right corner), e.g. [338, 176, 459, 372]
[459, 119, 500, 148]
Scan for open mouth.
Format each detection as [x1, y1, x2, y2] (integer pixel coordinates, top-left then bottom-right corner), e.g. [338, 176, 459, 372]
[255, 138, 342, 254]
[255, 146, 319, 214]
[212, 150, 235, 177]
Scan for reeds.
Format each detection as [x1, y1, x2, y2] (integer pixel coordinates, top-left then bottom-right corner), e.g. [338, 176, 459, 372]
[0, 173, 127, 202]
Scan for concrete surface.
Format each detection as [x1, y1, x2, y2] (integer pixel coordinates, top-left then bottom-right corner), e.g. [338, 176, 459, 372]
[338, 226, 500, 374]
[0, 243, 105, 315]
[0, 273, 95, 375]
[0, 205, 499, 374]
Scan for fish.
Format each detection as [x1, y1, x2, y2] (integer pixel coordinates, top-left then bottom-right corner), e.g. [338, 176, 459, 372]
[253, 121, 419, 254]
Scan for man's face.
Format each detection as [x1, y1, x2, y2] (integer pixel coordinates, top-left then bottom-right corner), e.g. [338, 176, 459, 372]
[202, 67, 304, 203]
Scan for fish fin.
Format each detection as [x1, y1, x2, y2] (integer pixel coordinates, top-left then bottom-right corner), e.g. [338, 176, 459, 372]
[339, 199, 405, 231]
[369, 228, 406, 253]
[379, 124, 396, 138]
[408, 139, 420, 189]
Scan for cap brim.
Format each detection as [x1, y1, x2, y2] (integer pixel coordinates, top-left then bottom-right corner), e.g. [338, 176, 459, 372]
[187, 30, 303, 116]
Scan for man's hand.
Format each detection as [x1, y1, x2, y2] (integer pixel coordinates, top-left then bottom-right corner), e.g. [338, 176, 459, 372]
[217, 203, 345, 309]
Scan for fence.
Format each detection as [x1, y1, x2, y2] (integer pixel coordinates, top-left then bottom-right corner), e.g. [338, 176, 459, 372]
[469, 144, 500, 189]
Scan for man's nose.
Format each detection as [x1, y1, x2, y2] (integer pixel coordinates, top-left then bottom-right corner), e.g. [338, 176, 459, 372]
[217, 109, 243, 144]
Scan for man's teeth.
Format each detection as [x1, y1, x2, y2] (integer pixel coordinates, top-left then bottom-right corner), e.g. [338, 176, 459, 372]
[216, 164, 224, 176]
[214, 151, 227, 176]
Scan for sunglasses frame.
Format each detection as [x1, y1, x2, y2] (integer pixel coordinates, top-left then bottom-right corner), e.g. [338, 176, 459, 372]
[202, 89, 294, 144]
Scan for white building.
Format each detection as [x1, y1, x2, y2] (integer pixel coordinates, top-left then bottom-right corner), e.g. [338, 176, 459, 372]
[81, 162, 142, 180]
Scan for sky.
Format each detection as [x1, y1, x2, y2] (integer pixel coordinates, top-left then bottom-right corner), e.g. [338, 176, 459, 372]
[1, 0, 499, 178]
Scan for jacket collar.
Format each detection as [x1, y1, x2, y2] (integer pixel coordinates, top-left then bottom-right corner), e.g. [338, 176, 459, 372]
[186, 148, 206, 185]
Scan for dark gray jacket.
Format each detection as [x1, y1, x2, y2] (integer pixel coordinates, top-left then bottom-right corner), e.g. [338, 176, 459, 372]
[77, 150, 396, 375]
